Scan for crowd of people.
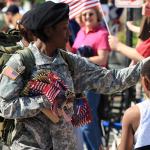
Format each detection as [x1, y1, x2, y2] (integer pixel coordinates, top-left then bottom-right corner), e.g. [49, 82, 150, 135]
[0, 0, 150, 150]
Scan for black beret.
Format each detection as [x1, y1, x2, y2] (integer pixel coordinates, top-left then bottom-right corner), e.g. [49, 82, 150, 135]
[6, 4, 19, 15]
[21, 1, 69, 30]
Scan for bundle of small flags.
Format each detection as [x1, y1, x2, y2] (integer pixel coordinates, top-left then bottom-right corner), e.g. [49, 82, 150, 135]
[22, 70, 74, 106]
[22, 70, 92, 127]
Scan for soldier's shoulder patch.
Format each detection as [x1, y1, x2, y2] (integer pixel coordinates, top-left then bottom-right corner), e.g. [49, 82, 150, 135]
[2, 66, 20, 80]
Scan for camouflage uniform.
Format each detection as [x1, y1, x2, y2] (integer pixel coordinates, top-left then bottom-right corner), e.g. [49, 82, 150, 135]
[0, 43, 144, 150]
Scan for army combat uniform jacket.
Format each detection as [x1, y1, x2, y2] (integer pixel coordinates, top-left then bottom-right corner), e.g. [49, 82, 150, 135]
[0, 43, 144, 150]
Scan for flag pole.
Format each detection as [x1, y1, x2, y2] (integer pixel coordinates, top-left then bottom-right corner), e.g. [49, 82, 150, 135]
[98, 3, 111, 35]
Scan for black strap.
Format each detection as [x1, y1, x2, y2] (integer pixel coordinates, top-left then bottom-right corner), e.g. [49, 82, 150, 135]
[59, 49, 74, 76]
[17, 48, 35, 80]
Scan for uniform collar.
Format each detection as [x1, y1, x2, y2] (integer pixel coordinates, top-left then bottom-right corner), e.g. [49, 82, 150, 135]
[17, 40, 24, 48]
[28, 43, 65, 66]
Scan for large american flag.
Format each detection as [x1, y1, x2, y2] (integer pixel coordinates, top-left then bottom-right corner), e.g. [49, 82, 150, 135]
[60, 0, 100, 19]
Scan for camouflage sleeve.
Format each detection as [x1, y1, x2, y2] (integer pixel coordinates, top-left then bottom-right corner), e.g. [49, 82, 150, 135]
[0, 54, 51, 119]
[66, 52, 144, 94]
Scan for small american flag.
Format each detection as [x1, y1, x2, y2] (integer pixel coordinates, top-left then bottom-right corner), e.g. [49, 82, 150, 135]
[44, 82, 61, 103]
[2, 66, 19, 80]
[60, 0, 100, 19]
[28, 79, 61, 104]
[71, 97, 92, 127]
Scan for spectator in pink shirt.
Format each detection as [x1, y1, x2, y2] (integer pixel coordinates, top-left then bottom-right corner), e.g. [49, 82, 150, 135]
[72, 6, 110, 150]
[72, 7, 110, 67]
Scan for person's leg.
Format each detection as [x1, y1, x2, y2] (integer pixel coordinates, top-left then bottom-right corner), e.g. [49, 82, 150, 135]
[73, 128, 84, 150]
[82, 130, 92, 150]
[81, 90, 102, 150]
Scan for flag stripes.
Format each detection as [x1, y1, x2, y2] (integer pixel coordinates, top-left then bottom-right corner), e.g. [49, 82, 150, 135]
[60, 0, 100, 19]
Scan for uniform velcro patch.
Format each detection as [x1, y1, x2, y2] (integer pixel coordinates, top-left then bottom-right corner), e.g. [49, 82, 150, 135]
[2, 66, 20, 80]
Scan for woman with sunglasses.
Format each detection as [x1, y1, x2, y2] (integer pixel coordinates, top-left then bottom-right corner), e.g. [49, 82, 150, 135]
[72, 6, 110, 150]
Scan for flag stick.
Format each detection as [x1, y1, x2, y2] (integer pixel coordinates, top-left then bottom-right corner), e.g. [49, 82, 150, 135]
[98, 3, 111, 35]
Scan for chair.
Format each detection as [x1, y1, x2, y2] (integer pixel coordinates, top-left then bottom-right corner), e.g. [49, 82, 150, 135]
[100, 88, 135, 149]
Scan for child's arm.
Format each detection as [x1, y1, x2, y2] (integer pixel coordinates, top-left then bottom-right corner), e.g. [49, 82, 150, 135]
[126, 21, 140, 34]
[118, 105, 140, 150]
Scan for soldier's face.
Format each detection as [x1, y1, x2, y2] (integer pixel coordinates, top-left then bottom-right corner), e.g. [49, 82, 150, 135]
[51, 19, 69, 49]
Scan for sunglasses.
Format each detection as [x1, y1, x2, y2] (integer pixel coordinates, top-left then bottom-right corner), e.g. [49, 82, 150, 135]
[82, 12, 94, 17]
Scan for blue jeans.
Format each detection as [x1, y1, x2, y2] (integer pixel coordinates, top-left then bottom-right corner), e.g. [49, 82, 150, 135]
[80, 90, 102, 150]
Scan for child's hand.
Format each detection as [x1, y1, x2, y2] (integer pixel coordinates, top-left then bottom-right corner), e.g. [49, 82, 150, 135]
[126, 21, 133, 30]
